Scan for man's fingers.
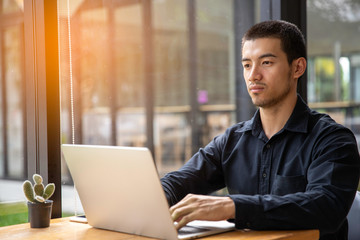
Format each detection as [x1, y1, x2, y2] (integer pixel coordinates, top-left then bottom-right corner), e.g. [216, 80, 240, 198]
[170, 194, 194, 212]
[169, 194, 195, 218]
[174, 211, 196, 230]
[171, 203, 194, 222]
[170, 194, 199, 229]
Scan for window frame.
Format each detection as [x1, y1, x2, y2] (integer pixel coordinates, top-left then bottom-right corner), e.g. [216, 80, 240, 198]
[24, 0, 61, 218]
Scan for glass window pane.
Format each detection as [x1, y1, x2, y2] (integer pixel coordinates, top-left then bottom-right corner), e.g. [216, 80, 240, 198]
[0, 0, 27, 227]
[152, 0, 235, 175]
[59, 0, 237, 216]
[58, 0, 145, 217]
[2, 0, 23, 14]
[196, 0, 235, 148]
[307, 0, 360, 155]
[4, 26, 24, 178]
[153, 0, 188, 107]
[152, 0, 189, 174]
[196, 0, 234, 106]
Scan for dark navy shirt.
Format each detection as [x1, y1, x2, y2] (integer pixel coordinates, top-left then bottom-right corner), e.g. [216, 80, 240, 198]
[161, 96, 360, 240]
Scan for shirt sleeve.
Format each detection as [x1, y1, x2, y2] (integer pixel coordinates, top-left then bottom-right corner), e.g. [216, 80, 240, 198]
[229, 127, 360, 237]
[161, 134, 227, 206]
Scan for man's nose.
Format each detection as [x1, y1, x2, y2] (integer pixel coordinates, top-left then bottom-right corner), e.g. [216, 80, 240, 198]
[248, 65, 261, 82]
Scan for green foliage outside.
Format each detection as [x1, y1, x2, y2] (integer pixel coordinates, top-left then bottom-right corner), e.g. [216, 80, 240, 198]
[312, 57, 349, 102]
[0, 202, 28, 227]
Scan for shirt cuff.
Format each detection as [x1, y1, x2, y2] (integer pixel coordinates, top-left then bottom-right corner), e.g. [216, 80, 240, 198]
[228, 194, 264, 229]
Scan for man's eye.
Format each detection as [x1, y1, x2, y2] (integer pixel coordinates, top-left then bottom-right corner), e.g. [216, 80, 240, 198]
[263, 61, 271, 65]
[243, 64, 250, 68]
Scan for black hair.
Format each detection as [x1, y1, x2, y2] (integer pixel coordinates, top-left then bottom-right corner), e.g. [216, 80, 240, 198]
[242, 20, 306, 64]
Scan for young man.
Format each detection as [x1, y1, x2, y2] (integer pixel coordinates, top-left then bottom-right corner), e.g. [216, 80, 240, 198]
[161, 20, 360, 239]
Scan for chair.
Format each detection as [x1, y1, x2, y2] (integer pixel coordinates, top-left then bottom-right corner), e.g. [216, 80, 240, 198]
[348, 191, 360, 240]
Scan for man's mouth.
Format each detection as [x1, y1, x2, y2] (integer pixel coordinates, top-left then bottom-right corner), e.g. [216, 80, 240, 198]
[249, 84, 265, 93]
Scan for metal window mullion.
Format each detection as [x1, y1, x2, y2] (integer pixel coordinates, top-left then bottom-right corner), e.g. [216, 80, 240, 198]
[43, 0, 61, 218]
[142, 0, 155, 158]
[34, 0, 48, 180]
[187, 0, 200, 155]
[234, 0, 256, 122]
[0, 28, 9, 178]
[20, 22, 28, 180]
[108, 7, 117, 146]
[260, 0, 272, 21]
[24, 0, 37, 178]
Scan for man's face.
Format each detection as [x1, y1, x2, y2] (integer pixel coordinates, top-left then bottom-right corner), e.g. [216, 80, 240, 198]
[242, 38, 297, 109]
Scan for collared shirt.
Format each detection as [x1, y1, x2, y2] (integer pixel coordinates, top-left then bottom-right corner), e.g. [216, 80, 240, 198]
[161, 96, 360, 240]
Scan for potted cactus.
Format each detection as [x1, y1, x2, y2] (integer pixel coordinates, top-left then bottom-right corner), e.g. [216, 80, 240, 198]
[23, 174, 55, 228]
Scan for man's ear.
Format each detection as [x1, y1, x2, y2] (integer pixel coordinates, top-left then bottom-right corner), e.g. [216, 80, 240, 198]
[293, 57, 307, 79]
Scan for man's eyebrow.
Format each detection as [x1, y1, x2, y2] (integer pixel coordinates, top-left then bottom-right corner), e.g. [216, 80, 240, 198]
[242, 53, 277, 62]
[259, 53, 277, 59]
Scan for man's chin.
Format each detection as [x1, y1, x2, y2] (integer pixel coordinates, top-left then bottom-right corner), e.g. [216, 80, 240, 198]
[252, 99, 272, 108]
[251, 97, 265, 107]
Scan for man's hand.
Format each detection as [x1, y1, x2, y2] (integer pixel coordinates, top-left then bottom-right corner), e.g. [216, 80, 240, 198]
[170, 194, 235, 230]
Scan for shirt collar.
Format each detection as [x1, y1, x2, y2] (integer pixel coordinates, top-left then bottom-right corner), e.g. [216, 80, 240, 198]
[235, 95, 310, 135]
[282, 95, 310, 133]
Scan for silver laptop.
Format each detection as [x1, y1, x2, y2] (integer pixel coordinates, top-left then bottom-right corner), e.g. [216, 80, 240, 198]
[62, 144, 235, 240]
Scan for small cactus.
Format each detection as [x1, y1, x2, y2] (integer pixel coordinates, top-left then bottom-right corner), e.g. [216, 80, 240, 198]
[23, 180, 36, 202]
[34, 183, 44, 196]
[43, 184, 55, 200]
[23, 174, 55, 203]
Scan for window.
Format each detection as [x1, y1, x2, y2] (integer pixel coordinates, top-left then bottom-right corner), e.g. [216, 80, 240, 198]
[307, 0, 360, 153]
[0, 0, 27, 227]
[1, 0, 62, 226]
[58, 0, 236, 216]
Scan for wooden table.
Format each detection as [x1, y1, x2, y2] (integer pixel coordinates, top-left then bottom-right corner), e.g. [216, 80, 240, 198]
[0, 217, 319, 240]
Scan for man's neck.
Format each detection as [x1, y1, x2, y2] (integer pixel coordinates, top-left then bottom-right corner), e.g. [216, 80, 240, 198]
[259, 94, 298, 139]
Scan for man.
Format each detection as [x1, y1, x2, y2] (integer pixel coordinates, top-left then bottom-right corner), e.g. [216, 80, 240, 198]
[161, 20, 360, 239]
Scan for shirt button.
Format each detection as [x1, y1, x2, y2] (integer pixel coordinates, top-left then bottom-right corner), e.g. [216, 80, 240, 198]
[263, 173, 267, 178]
[266, 144, 271, 149]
